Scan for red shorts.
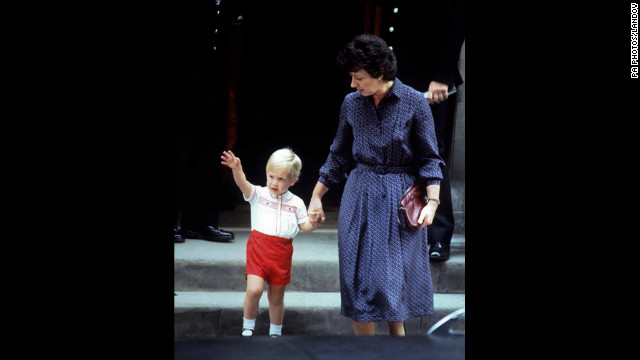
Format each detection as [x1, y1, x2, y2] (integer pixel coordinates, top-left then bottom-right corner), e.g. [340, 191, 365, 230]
[245, 230, 294, 286]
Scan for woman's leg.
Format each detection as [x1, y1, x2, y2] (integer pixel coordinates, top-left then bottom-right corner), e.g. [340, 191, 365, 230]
[244, 275, 265, 319]
[352, 320, 375, 335]
[388, 321, 406, 336]
[267, 284, 286, 326]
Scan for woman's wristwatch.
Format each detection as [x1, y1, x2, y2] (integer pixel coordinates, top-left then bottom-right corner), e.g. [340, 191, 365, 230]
[426, 198, 440, 205]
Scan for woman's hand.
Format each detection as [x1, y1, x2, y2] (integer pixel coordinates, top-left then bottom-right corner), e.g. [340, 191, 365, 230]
[309, 181, 329, 225]
[417, 202, 438, 229]
[418, 184, 440, 229]
[308, 197, 325, 226]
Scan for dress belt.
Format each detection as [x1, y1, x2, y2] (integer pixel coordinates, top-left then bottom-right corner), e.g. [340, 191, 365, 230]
[356, 163, 412, 174]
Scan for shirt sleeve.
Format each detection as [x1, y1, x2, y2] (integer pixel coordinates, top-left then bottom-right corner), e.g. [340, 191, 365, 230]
[294, 197, 308, 225]
[412, 98, 444, 186]
[243, 184, 258, 205]
[318, 98, 354, 188]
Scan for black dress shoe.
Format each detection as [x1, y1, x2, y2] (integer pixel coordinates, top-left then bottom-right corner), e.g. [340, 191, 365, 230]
[183, 226, 234, 242]
[174, 228, 185, 243]
[203, 226, 234, 242]
[429, 242, 450, 261]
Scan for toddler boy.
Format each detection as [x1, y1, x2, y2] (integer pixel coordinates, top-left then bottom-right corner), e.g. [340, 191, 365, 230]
[221, 148, 321, 337]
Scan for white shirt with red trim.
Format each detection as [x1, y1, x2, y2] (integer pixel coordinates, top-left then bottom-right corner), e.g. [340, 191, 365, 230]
[244, 185, 309, 239]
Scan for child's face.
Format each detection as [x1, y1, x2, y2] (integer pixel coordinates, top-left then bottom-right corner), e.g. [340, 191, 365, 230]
[266, 167, 295, 196]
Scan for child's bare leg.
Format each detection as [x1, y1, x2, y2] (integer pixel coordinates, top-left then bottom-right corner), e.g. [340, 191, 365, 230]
[267, 284, 286, 326]
[244, 275, 264, 319]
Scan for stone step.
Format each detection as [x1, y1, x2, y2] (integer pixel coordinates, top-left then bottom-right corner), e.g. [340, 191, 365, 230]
[175, 230, 465, 294]
[175, 335, 465, 360]
[174, 291, 465, 338]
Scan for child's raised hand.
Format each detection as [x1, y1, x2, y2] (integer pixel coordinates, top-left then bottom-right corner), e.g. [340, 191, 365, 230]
[220, 150, 241, 169]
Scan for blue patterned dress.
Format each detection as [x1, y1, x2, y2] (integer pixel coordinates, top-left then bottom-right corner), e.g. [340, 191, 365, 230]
[319, 79, 444, 322]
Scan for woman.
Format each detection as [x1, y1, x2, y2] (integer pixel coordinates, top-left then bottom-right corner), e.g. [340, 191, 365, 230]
[309, 34, 444, 336]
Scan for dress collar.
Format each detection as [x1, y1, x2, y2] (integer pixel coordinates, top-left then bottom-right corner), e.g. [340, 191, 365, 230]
[355, 77, 406, 101]
[387, 78, 406, 99]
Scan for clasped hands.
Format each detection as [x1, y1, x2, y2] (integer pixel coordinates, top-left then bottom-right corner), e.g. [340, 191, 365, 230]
[308, 197, 325, 227]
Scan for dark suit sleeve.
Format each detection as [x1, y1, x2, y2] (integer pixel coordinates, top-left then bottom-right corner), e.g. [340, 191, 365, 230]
[430, 0, 466, 87]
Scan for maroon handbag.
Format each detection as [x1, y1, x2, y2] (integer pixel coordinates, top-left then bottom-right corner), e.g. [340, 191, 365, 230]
[397, 184, 427, 230]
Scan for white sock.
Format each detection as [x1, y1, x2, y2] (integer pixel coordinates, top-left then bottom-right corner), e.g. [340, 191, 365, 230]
[269, 323, 282, 336]
[242, 317, 255, 336]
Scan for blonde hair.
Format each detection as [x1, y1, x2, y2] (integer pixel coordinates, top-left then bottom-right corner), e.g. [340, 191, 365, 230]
[266, 148, 302, 183]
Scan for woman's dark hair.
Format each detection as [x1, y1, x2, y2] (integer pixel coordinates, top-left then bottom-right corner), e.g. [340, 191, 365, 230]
[336, 34, 397, 81]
